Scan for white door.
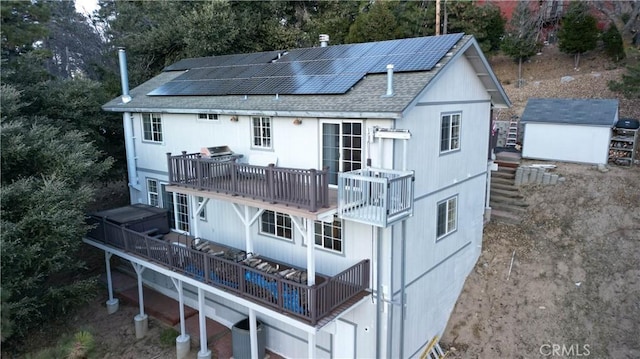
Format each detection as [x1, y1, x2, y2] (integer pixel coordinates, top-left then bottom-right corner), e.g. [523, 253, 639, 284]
[321, 121, 363, 185]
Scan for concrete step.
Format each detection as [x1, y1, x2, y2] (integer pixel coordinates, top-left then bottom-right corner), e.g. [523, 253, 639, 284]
[490, 188, 523, 198]
[490, 209, 522, 224]
[491, 182, 519, 191]
[491, 201, 528, 214]
[491, 195, 528, 208]
[492, 176, 515, 186]
[496, 165, 517, 173]
[492, 171, 516, 180]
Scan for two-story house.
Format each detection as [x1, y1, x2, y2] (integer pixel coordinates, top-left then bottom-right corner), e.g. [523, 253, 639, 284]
[89, 33, 510, 359]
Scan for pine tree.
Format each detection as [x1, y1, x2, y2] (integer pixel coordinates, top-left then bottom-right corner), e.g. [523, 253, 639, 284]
[501, 1, 539, 87]
[609, 62, 640, 99]
[602, 24, 626, 62]
[558, 2, 599, 69]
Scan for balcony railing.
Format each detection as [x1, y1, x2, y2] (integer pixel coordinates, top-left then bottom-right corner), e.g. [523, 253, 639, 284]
[87, 217, 370, 325]
[338, 168, 415, 228]
[167, 152, 330, 212]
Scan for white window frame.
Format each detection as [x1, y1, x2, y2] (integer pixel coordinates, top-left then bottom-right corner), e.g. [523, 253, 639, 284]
[197, 197, 206, 221]
[436, 195, 458, 240]
[198, 113, 219, 121]
[314, 216, 343, 253]
[251, 116, 272, 149]
[259, 210, 293, 241]
[147, 178, 160, 207]
[440, 112, 461, 153]
[142, 113, 163, 143]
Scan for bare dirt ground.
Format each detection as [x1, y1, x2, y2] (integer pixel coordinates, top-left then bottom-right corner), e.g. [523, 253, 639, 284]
[443, 162, 640, 358]
[442, 46, 640, 358]
[15, 46, 639, 359]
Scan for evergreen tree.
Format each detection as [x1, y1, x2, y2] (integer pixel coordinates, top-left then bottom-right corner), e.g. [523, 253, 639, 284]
[609, 62, 640, 98]
[558, 2, 599, 69]
[1, 87, 113, 346]
[445, 1, 505, 53]
[602, 24, 626, 62]
[345, 1, 400, 43]
[501, 1, 539, 87]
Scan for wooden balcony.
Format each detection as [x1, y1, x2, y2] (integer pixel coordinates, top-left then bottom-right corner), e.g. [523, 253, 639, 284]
[87, 216, 370, 326]
[167, 152, 330, 212]
[338, 168, 415, 228]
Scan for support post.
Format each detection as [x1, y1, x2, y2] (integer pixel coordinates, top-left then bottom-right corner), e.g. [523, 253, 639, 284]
[132, 262, 148, 339]
[191, 194, 199, 238]
[308, 331, 316, 359]
[105, 252, 119, 314]
[170, 278, 190, 359]
[305, 218, 316, 286]
[249, 308, 258, 359]
[244, 206, 253, 255]
[197, 288, 211, 359]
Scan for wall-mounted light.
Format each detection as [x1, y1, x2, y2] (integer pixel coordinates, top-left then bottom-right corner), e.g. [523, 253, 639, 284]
[230, 115, 239, 122]
[293, 118, 302, 125]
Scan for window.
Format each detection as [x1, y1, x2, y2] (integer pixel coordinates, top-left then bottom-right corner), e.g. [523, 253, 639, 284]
[252, 116, 272, 148]
[322, 121, 362, 185]
[197, 197, 206, 221]
[198, 113, 219, 121]
[314, 216, 342, 253]
[147, 178, 159, 207]
[260, 211, 292, 240]
[142, 113, 163, 142]
[437, 196, 457, 239]
[440, 113, 461, 152]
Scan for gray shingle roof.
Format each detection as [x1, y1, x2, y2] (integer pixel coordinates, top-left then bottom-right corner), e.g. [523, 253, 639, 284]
[521, 98, 619, 126]
[103, 35, 510, 118]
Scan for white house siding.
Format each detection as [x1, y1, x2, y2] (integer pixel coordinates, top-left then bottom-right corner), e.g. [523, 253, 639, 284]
[388, 175, 485, 357]
[401, 54, 492, 195]
[382, 52, 490, 357]
[522, 123, 613, 164]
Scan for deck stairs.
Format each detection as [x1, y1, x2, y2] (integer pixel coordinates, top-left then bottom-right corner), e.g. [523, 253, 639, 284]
[419, 336, 447, 359]
[490, 164, 528, 224]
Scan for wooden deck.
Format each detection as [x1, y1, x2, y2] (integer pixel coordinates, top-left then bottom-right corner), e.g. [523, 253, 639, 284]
[87, 217, 371, 328]
[167, 152, 333, 216]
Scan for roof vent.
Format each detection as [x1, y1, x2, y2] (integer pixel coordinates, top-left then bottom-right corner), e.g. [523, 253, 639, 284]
[319, 34, 330, 47]
[385, 64, 394, 96]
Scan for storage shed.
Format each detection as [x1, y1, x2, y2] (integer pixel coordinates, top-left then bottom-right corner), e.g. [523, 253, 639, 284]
[520, 98, 618, 164]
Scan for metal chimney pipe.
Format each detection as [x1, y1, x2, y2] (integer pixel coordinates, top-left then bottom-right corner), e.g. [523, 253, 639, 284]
[319, 34, 329, 47]
[386, 64, 394, 96]
[118, 48, 132, 103]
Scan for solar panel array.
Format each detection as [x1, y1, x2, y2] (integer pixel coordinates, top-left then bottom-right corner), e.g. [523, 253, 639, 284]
[148, 33, 464, 96]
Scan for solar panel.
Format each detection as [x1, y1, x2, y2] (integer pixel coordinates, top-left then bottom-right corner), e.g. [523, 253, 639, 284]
[149, 33, 465, 96]
[319, 73, 364, 94]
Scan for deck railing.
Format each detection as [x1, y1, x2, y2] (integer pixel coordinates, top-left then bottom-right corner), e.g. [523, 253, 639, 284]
[338, 168, 415, 228]
[167, 152, 330, 212]
[87, 217, 369, 325]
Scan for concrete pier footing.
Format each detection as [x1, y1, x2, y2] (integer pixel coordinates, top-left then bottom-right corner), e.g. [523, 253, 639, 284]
[197, 349, 212, 359]
[106, 298, 119, 314]
[176, 334, 191, 359]
[134, 314, 148, 339]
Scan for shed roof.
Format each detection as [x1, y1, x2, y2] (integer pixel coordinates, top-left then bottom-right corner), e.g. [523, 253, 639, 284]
[103, 34, 510, 118]
[521, 98, 618, 127]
